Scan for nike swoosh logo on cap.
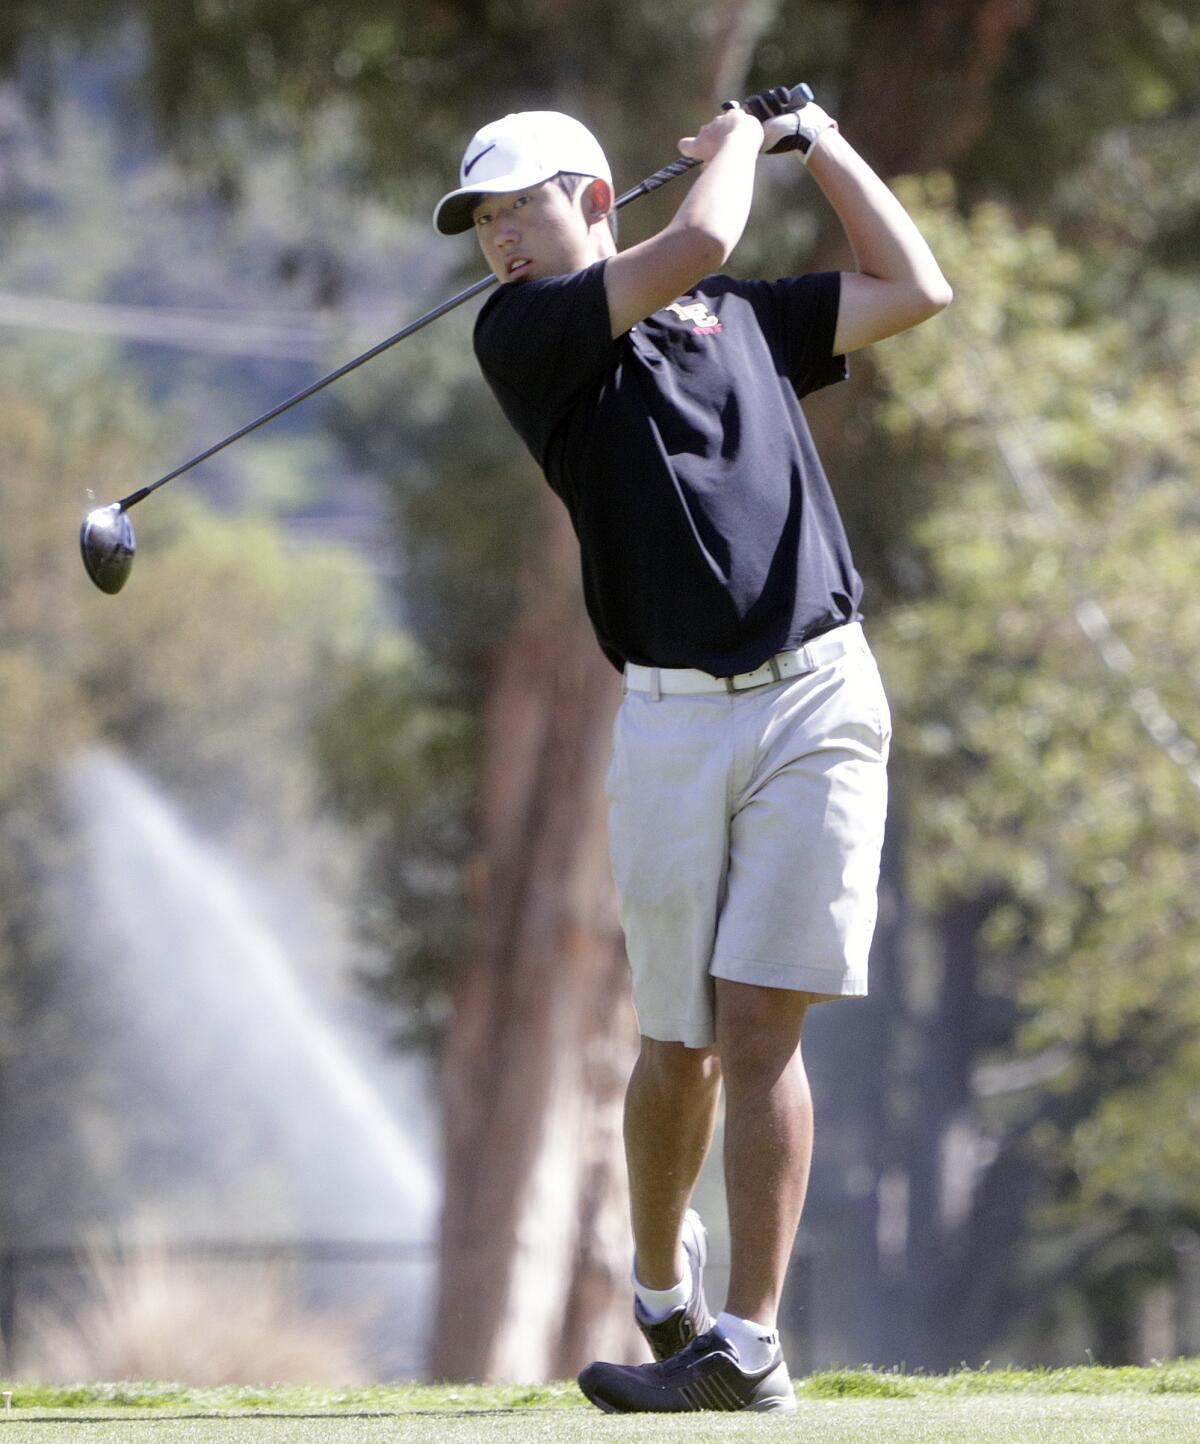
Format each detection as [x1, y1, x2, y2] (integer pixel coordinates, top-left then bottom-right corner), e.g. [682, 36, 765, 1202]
[463, 142, 496, 178]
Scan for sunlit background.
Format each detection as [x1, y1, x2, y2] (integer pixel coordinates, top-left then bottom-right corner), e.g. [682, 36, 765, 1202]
[2, 0, 1200, 1385]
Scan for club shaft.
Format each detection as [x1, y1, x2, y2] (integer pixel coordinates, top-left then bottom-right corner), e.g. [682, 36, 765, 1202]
[118, 273, 499, 510]
[118, 81, 812, 513]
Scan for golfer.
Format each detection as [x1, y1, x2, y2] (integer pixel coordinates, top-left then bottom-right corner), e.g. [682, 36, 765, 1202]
[435, 93, 950, 1413]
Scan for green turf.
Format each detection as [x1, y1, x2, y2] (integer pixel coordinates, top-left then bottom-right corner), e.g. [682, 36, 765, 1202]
[1, 1365, 1199, 1441]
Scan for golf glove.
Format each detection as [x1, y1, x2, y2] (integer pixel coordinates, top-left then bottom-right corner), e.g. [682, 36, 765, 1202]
[761, 100, 838, 162]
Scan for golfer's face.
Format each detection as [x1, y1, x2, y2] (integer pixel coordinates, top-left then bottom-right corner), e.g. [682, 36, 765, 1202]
[472, 181, 591, 284]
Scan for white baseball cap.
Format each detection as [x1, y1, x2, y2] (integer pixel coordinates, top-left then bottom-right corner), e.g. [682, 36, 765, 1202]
[434, 110, 612, 235]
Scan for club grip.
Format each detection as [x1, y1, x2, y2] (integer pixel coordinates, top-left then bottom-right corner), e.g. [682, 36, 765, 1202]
[613, 83, 815, 212]
[729, 83, 814, 121]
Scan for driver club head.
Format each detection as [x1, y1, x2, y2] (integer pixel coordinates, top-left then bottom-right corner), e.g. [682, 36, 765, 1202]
[80, 503, 136, 594]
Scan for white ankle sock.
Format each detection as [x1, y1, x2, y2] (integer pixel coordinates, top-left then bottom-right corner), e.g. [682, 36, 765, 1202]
[714, 1310, 780, 1373]
[632, 1265, 692, 1323]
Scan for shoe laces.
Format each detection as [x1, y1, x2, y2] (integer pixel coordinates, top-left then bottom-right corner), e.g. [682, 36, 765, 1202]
[658, 1328, 736, 1377]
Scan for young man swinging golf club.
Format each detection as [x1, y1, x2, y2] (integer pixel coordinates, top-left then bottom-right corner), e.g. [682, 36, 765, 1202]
[435, 90, 950, 1413]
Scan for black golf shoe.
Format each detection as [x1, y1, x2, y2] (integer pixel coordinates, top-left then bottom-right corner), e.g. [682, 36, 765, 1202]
[633, 1208, 714, 1361]
[579, 1327, 797, 1413]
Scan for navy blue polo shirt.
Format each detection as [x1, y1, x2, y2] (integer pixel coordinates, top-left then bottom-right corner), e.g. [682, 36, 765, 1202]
[474, 260, 861, 674]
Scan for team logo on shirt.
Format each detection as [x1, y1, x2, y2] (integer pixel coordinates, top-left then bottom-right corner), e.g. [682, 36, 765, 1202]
[666, 300, 723, 335]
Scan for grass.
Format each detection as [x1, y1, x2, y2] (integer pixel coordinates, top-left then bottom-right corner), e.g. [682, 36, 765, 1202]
[2, 1364, 1200, 1441]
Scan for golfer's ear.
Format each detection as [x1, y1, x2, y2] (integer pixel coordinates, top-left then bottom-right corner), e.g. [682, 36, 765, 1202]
[583, 178, 614, 226]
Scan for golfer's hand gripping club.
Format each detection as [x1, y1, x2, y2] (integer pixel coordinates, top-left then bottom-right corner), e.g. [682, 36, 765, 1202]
[757, 96, 837, 161]
[615, 82, 814, 206]
[80, 81, 815, 595]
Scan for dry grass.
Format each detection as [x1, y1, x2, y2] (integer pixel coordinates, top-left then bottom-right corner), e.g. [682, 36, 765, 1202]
[15, 1241, 368, 1386]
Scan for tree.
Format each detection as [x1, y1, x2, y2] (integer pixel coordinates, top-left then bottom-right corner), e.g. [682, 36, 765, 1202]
[833, 175, 1200, 1367]
[6, 0, 1200, 1375]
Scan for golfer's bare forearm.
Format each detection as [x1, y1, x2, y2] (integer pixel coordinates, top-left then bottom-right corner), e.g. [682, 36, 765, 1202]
[605, 115, 760, 337]
[670, 126, 760, 260]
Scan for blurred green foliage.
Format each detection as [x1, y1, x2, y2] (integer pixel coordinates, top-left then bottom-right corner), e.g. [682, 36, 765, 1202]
[856, 171, 1200, 1361]
[2, 0, 1200, 1368]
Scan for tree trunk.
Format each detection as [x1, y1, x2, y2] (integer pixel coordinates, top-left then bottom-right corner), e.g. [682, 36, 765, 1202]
[431, 495, 641, 1381]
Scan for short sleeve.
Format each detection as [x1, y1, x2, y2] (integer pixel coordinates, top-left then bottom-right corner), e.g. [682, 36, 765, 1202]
[739, 271, 847, 399]
[473, 260, 616, 466]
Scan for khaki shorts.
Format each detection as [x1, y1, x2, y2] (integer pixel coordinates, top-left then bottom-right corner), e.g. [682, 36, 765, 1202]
[606, 624, 891, 1047]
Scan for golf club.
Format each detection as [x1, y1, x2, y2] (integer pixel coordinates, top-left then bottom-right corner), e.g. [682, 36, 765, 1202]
[80, 83, 813, 594]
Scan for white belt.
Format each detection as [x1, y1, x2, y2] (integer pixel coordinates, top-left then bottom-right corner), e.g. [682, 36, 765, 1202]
[624, 623, 865, 696]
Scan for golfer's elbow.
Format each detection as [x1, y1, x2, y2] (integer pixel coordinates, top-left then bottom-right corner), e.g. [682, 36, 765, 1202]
[918, 270, 954, 317]
[899, 277, 953, 332]
[929, 278, 954, 314]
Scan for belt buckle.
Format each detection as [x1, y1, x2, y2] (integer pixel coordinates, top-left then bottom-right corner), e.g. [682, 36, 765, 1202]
[725, 655, 780, 693]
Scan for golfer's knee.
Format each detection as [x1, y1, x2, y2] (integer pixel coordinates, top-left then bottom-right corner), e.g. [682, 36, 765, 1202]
[637, 1036, 720, 1096]
[715, 982, 811, 1085]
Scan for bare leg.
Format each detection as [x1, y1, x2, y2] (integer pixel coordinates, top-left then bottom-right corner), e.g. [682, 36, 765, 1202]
[623, 1037, 722, 1287]
[716, 979, 818, 1326]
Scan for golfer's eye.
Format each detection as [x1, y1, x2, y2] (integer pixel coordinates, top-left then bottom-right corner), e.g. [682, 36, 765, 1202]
[474, 212, 491, 227]
[513, 195, 529, 209]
